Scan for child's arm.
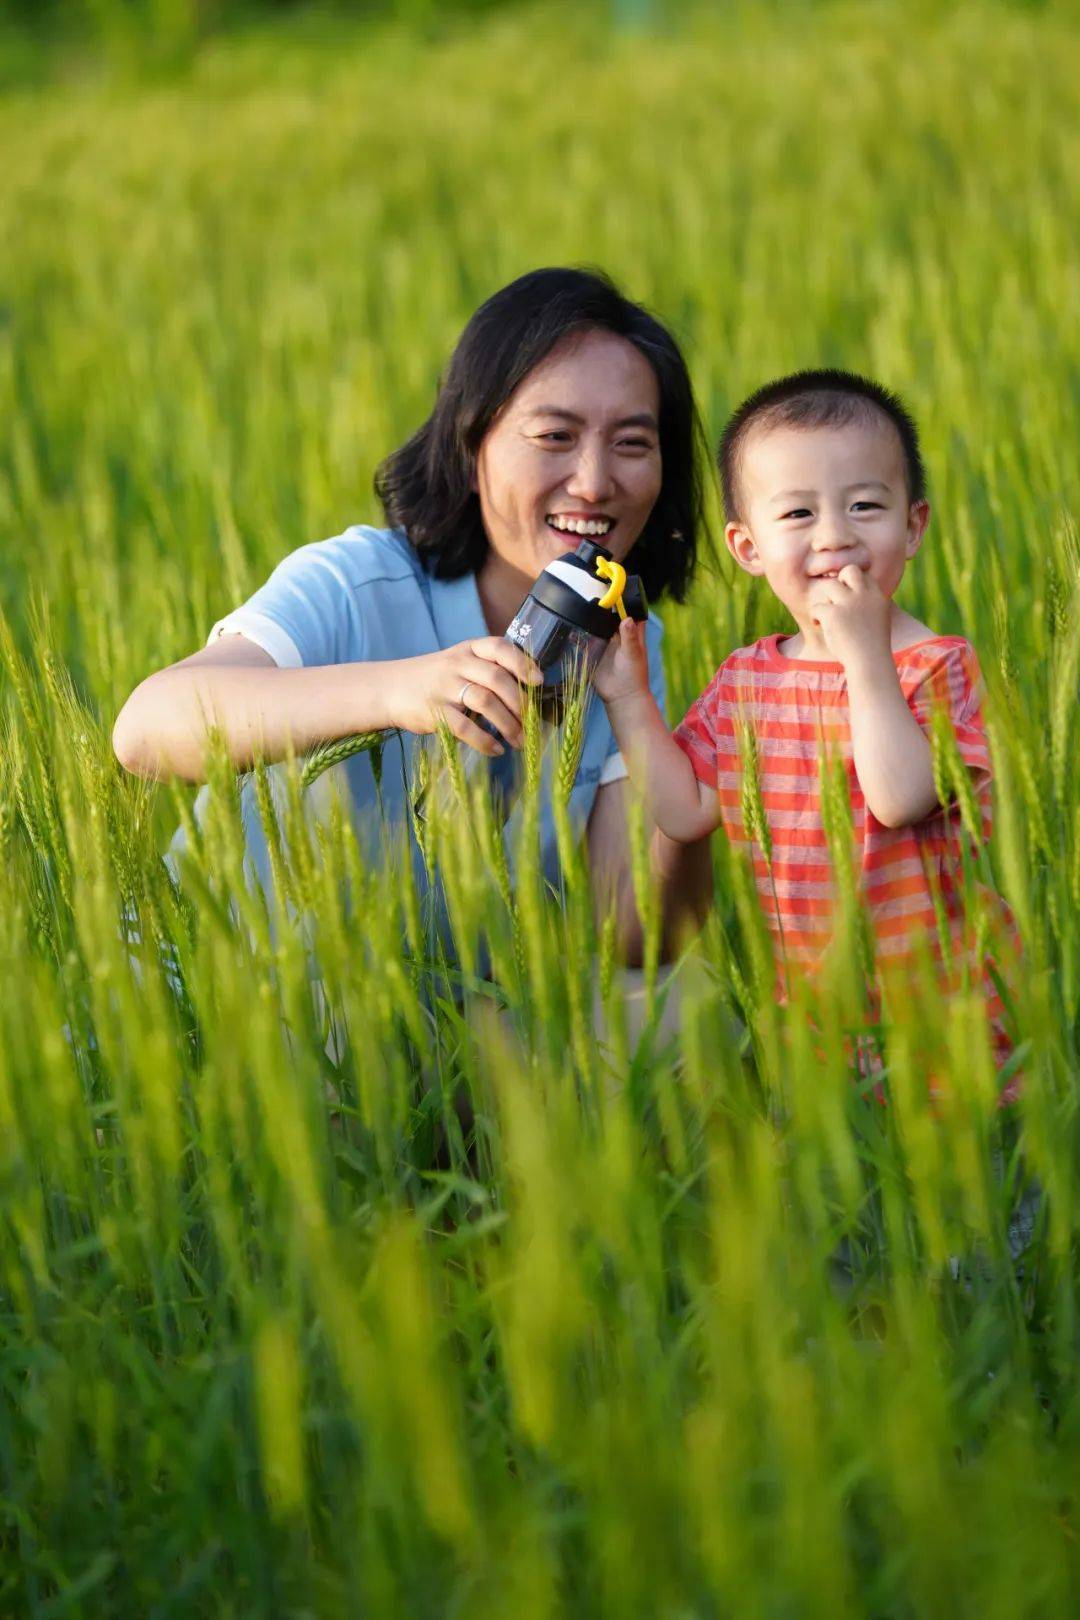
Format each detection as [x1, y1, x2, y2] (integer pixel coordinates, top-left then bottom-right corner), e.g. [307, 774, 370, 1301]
[594, 618, 722, 844]
[810, 565, 939, 828]
[845, 660, 940, 828]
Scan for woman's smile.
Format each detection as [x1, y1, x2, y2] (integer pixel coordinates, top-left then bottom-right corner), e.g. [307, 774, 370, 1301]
[545, 512, 616, 538]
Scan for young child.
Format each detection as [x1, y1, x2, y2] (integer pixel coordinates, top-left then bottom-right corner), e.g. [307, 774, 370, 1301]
[598, 368, 1017, 1089]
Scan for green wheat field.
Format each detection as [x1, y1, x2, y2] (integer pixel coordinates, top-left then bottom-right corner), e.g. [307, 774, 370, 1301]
[1, 2, 1078, 1613]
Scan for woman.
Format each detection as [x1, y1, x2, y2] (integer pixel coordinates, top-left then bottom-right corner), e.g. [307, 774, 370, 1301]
[113, 267, 712, 961]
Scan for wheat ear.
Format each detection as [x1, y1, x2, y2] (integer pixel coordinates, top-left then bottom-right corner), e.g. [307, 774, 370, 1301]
[299, 731, 385, 792]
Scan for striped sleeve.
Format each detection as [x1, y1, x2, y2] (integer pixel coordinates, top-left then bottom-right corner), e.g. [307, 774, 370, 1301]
[907, 640, 992, 780]
[672, 664, 727, 787]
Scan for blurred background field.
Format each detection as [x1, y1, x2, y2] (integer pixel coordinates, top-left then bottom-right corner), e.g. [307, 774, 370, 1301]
[1, 1, 1079, 1614]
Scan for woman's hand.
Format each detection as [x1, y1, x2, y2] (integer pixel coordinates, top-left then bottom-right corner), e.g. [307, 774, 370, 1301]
[387, 637, 543, 756]
[593, 616, 651, 706]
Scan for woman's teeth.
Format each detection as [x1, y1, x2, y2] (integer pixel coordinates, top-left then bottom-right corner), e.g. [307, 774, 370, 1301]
[546, 516, 613, 537]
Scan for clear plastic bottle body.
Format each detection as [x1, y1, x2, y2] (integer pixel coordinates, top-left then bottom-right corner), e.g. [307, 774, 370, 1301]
[504, 600, 608, 720]
[461, 541, 642, 811]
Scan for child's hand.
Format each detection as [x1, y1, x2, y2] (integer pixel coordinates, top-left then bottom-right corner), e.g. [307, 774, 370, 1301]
[593, 617, 651, 706]
[807, 564, 892, 668]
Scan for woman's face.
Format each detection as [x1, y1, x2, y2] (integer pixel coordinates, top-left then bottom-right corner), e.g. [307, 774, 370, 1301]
[474, 328, 663, 591]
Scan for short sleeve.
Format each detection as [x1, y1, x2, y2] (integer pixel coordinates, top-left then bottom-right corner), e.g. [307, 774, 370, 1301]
[600, 613, 667, 784]
[672, 668, 724, 788]
[207, 538, 366, 668]
[907, 640, 991, 781]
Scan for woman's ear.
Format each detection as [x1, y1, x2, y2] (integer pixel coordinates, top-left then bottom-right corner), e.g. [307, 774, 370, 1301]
[725, 521, 766, 576]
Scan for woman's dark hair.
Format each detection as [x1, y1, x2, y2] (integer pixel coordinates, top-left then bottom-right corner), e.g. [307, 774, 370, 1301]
[375, 266, 706, 604]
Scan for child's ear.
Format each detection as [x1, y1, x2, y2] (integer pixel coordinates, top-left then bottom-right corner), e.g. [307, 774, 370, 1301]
[725, 521, 767, 577]
[905, 500, 931, 558]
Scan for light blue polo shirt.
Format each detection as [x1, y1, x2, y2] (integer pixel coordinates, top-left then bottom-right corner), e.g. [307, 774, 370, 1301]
[170, 524, 666, 912]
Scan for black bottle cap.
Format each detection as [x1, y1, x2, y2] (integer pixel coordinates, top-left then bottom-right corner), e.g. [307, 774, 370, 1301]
[572, 539, 613, 568]
[622, 577, 648, 623]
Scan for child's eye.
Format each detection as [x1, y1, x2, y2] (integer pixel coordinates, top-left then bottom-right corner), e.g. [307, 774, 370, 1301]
[781, 508, 812, 520]
[852, 501, 883, 512]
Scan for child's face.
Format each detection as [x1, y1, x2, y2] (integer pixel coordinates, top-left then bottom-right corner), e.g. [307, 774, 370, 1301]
[725, 414, 929, 627]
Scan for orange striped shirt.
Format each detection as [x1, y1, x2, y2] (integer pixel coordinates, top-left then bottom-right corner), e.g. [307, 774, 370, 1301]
[673, 633, 1017, 1072]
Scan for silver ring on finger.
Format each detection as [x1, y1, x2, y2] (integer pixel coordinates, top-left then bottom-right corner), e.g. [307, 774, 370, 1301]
[458, 681, 473, 709]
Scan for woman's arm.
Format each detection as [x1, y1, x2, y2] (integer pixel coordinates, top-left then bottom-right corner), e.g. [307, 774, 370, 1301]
[586, 779, 713, 968]
[112, 632, 542, 783]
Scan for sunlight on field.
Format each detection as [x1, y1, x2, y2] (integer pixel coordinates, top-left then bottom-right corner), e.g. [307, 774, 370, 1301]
[0, 2, 1078, 1612]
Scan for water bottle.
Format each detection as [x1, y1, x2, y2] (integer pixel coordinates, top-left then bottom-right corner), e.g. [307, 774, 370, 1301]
[451, 538, 647, 825]
[488, 537, 648, 736]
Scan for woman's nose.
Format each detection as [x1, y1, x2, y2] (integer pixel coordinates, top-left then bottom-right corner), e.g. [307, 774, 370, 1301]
[565, 445, 616, 502]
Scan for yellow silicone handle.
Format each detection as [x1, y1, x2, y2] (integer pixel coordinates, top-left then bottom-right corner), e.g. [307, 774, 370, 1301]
[595, 556, 628, 619]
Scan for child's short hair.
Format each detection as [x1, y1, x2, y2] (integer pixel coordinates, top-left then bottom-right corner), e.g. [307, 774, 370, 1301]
[719, 368, 926, 521]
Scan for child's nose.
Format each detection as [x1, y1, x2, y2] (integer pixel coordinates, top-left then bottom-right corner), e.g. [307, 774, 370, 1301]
[812, 523, 858, 550]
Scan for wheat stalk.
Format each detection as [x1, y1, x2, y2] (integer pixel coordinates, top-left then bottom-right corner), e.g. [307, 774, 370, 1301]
[299, 730, 385, 792]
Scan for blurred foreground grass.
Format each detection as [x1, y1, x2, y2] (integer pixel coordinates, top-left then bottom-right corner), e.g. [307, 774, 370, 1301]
[1, 2, 1079, 1613]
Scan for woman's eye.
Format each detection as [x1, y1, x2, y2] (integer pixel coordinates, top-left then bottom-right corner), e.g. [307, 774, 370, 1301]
[536, 431, 572, 444]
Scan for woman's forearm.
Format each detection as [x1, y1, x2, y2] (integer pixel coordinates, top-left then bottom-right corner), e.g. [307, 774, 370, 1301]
[654, 828, 713, 954]
[113, 659, 402, 782]
[587, 780, 713, 969]
[602, 832, 713, 968]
